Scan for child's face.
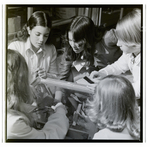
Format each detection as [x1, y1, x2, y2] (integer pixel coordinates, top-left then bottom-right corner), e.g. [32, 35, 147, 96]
[28, 26, 50, 50]
[68, 31, 85, 54]
[117, 39, 140, 55]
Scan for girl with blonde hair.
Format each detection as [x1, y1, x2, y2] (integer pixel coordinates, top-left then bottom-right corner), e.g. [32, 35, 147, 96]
[86, 75, 140, 140]
[90, 8, 141, 98]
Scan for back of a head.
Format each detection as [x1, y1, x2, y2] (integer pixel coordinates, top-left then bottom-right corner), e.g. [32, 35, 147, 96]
[86, 75, 140, 139]
[96, 75, 140, 139]
[116, 8, 141, 46]
[7, 49, 32, 110]
[97, 75, 136, 127]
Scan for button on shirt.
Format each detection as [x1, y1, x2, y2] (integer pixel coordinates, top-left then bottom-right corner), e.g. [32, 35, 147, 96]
[25, 47, 46, 81]
[8, 38, 58, 83]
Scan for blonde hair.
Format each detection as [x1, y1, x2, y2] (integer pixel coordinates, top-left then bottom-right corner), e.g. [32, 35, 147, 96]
[85, 75, 140, 139]
[116, 8, 141, 46]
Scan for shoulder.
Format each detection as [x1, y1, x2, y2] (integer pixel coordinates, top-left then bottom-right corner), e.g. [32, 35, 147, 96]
[44, 44, 56, 52]
[8, 40, 26, 52]
[7, 111, 31, 137]
[8, 40, 25, 47]
[93, 128, 111, 139]
[44, 44, 57, 55]
[93, 128, 134, 140]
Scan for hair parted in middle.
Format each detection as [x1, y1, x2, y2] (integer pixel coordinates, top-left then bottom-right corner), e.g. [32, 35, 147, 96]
[63, 15, 96, 65]
[16, 11, 52, 42]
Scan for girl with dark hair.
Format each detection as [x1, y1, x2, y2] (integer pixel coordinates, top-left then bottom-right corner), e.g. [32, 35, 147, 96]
[67, 15, 95, 64]
[7, 49, 69, 139]
[55, 16, 97, 102]
[15, 10, 52, 42]
[59, 15, 122, 81]
[8, 11, 57, 81]
[56, 15, 122, 101]
[59, 16, 96, 81]
[8, 11, 58, 102]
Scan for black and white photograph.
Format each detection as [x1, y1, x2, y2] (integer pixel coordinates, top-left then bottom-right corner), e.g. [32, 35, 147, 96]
[1, 0, 149, 145]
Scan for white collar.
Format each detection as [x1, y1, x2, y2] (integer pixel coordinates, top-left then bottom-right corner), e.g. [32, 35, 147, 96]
[25, 38, 45, 57]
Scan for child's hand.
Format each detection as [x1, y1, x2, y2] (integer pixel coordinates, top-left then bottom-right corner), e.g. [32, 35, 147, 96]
[36, 68, 47, 79]
[52, 102, 68, 115]
[89, 70, 106, 83]
[89, 71, 102, 83]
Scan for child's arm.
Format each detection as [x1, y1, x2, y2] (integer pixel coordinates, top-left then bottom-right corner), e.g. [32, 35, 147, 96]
[90, 53, 130, 81]
[99, 53, 129, 75]
[7, 104, 69, 139]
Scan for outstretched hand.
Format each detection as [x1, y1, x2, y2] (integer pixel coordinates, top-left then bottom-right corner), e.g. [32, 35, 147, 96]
[89, 70, 107, 83]
[89, 71, 102, 83]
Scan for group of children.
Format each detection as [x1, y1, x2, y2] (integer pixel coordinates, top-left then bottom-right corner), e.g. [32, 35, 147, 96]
[7, 8, 141, 140]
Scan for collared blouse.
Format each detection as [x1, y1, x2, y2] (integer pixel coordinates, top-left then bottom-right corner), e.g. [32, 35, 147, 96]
[8, 38, 58, 83]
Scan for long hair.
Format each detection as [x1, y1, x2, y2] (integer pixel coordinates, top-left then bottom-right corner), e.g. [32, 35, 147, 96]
[85, 75, 140, 139]
[7, 49, 33, 110]
[115, 8, 141, 46]
[15, 11, 52, 41]
[63, 16, 95, 64]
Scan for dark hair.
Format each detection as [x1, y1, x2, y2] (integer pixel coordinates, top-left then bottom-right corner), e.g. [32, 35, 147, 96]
[69, 16, 95, 45]
[16, 11, 52, 41]
[7, 49, 32, 110]
[63, 16, 96, 64]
